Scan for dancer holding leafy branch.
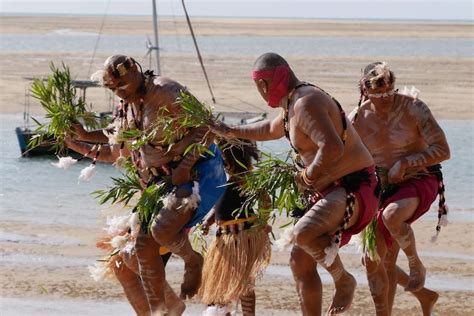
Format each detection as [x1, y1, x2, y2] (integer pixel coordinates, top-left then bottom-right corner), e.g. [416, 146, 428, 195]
[351, 62, 450, 316]
[213, 52, 378, 315]
[65, 55, 227, 315]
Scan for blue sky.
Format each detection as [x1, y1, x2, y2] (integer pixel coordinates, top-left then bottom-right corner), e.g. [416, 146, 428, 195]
[1, 0, 473, 20]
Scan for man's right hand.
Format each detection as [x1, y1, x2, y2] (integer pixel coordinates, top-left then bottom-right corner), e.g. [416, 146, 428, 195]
[70, 123, 88, 141]
[211, 121, 235, 138]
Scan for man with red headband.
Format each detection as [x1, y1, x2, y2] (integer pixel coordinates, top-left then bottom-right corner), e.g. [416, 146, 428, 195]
[66, 54, 227, 315]
[351, 62, 450, 315]
[214, 52, 378, 315]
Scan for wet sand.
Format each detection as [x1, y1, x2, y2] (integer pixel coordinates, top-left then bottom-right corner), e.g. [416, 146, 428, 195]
[1, 15, 473, 315]
[1, 217, 473, 315]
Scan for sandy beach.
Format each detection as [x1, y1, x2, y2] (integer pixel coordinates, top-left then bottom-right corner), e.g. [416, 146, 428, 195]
[1, 15, 473, 315]
[0, 16, 473, 119]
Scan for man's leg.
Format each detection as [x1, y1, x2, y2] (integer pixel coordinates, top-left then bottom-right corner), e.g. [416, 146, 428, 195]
[396, 266, 439, 316]
[240, 290, 256, 316]
[290, 245, 322, 315]
[134, 232, 166, 314]
[384, 243, 400, 313]
[112, 255, 151, 316]
[151, 187, 203, 300]
[293, 188, 358, 315]
[364, 231, 390, 316]
[382, 197, 426, 291]
[122, 251, 185, 316]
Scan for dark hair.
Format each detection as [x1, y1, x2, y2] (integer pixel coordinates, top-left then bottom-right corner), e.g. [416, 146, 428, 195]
[253, 52, 289, 71]
[219, 139, 259, 174]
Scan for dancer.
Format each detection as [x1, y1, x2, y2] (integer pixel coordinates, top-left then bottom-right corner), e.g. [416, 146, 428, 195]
[66, 54, 227, 314]
[351, 61, 450, 315]
[199, 140, 271, 316]
[213, 52, 378, 315]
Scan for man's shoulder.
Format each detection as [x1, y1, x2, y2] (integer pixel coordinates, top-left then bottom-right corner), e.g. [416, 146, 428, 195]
[148, 76, 185, 98]
[397, 94, 430, 118]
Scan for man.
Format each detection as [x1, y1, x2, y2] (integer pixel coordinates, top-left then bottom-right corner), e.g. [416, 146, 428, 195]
[67, 55, 227, 315]
[351, 62, 450, 315]
[214, 52, 378, 315]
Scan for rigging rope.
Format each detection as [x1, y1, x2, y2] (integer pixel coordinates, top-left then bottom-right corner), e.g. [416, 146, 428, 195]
[87, 0, 112, 77]
[181, 0, 216, 104]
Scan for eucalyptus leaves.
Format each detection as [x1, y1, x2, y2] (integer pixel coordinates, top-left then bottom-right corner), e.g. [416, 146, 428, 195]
[239, 152, 304, 222]
[29, 63, 101, 154]
[92, 158, 173, 231]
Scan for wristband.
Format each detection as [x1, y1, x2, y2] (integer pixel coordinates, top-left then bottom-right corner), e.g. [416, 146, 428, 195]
[301, 168, 316, 186]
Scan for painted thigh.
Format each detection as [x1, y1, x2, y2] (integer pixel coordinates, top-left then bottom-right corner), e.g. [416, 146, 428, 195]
[382, 197, 420, 228]
[294, 188, 358, 243]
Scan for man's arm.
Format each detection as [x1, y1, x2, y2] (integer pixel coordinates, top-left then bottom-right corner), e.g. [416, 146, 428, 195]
[71, 124, 109, 143]
[403, 100, 450, 168]
[295, 96, 345, 181]
[65, 137, 128, 163]
[215, 114, 285, 141]
[139, 126, 208, 168]
[171, 131, 216, 185]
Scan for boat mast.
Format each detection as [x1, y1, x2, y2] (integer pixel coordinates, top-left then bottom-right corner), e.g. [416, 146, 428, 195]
[152, 0, 161, 75]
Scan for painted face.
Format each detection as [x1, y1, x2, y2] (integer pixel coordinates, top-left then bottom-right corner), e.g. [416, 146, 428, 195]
[366, 85, 396, 107]
[254, 79, 269, 103]
[105, 72, 139, 101]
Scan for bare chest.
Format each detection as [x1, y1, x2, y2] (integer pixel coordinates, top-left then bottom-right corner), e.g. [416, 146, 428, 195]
[357, 110, 420, 159]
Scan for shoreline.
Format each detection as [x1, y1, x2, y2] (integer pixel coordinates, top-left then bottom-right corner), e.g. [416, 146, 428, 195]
[1, 216, 473, 315]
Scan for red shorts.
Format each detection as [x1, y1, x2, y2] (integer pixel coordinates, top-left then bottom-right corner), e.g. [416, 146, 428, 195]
[315, 165, 379, 247]
[340, 165, 379, 246]
[377, 175, 439, 248]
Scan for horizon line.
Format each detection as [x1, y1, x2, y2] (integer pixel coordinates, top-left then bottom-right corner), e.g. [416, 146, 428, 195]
[1, 12, 473, 24]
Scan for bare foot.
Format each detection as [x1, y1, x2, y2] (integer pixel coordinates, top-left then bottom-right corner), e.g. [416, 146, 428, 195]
[405, 260, 426, 292]
[180, 252, 204, 299]
[165, 300, 185, 316]
[327, 272, 357, 315]
[164, 283, 186, 316]
[412, 288, 438, 316]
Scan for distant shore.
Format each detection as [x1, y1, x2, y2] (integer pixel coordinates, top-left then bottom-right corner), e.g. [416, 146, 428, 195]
[1, 16, 472, 120]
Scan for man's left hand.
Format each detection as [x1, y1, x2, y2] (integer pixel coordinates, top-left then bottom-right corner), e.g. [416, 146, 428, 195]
[388, 159, 406, 183]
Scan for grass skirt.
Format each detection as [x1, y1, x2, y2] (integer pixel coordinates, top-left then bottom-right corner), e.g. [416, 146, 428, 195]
[198, 228, 271, 305]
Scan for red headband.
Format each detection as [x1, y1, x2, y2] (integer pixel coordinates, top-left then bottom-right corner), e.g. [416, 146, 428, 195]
[252, 65, 290, 108]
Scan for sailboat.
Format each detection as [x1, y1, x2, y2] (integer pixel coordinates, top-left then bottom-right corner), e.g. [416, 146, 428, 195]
[14, 0, 265, 157]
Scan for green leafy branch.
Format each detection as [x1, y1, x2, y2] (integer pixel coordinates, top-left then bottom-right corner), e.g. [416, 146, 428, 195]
[239, 152, 304, 220]
[92, 158, 173, 231]
[361, 219, 380, 262]
[29, 62, 101, 154]
[92, 159, 142, 206]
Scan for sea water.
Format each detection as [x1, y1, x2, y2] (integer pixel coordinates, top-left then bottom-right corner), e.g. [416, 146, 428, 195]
[1, 33, 473, 58]
[0, 114, 472, 229]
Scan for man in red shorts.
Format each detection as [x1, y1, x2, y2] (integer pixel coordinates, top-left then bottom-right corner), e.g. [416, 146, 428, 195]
[351, 62, 450, 316]
[215, 52, 378, 315]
